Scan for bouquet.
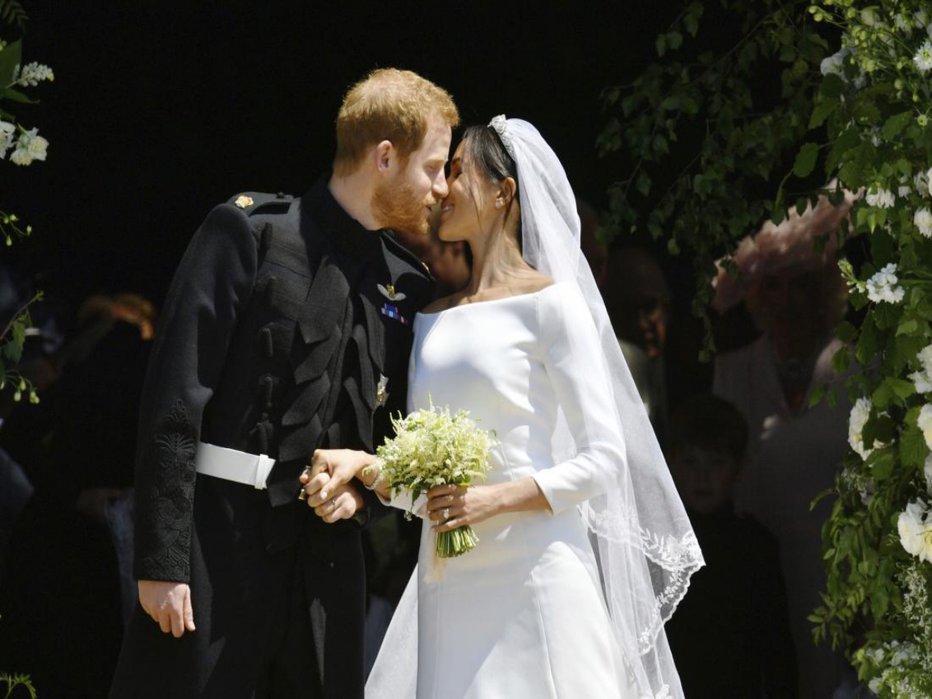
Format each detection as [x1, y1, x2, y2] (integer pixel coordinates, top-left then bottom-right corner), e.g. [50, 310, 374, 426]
[375, 401, 496, 558]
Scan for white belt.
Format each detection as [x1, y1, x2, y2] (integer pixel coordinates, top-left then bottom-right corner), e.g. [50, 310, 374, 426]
[194, 442, 276, 490]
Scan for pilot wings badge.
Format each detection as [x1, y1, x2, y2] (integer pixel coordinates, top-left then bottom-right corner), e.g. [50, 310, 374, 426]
[377, 283, 406, 302]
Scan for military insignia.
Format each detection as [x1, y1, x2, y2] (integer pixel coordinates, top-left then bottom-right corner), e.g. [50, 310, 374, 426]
[380, 303, 407, 325]
[375, 374, 389, 407]
[377, 283, 407, 302]
[234, 195, 254, 209]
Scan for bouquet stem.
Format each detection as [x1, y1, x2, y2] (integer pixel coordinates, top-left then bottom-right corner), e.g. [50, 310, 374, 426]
[436, 525, 480, 558]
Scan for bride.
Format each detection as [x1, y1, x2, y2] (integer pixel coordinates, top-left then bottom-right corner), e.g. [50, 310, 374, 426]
[303, 117, 703, 697]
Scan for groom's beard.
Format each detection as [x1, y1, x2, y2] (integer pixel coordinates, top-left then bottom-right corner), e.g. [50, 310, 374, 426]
[372, 176, 431, 237]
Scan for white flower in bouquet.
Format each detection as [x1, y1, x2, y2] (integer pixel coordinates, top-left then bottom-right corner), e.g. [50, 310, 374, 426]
[914, 40, 932, 73]
[10, 128, 49, 166]
[915, 208, 932, 238]
[849, 397, 878, 460]
[866, 263, 905, 304]
[865, 187, 896, 209]
[376, 401, 496, 558]
[860, 8, 879, 27]
[897, 500, 932, 562]
[920, 404, 932, 450]
[925, 454, 932, 494]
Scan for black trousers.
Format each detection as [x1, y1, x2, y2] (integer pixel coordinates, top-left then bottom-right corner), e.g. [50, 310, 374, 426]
[109, 477, 366, 699]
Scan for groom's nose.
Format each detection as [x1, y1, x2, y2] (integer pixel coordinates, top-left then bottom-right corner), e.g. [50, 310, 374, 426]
[432, 170, 449, 200]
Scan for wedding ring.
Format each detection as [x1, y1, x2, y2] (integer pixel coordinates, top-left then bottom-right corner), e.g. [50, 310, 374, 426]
[441, 507, 450, 521]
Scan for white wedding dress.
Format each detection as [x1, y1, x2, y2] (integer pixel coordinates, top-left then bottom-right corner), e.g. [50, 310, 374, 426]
[368, 283, 639, 698]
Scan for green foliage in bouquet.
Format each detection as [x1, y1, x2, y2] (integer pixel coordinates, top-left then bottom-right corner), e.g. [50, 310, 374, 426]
[376, 401, 496, 558]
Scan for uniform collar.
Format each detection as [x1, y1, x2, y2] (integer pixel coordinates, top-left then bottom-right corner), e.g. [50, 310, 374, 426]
[302, 177, 384, 259]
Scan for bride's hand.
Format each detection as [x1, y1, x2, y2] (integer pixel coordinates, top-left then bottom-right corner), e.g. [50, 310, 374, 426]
[300, 449, 374, 507]
[426, 484, 500, 532]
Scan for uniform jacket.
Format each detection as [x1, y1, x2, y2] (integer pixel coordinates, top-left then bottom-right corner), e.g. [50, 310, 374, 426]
[133, 180, 433, 583]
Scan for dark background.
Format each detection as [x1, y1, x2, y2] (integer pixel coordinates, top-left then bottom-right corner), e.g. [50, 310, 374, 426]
[4, 1, 678, 313]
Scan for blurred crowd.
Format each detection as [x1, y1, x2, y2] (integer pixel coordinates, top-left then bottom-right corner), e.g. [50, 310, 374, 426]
[0, 190, 859, 698]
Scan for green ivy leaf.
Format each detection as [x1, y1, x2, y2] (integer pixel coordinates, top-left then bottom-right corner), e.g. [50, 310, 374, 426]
[835, 321, 858, 343]
[810, 99, 838, 129]
[0, 86, 37, 105]
[888, 378, 915, 402]
[793, 142, 819, 178]
[881, 111, 913, 141]
[894, 335, 926, 374]
[899, 424, 927, 470]
[870, 586, 889, 619]
[871, 381, 894, 410]
[683, 2, 703, 36]
[0, 38, 21, 87]
[11, 319, 25, 348]
[820, 73, 845, 100]
[810, 382, 827, 407]
[636, 172, 652, 196]
[832, 346, 851, 375]
[856, 316, 879, 364]
[1, 338, 22, 364]
[867, 447, 895, 481]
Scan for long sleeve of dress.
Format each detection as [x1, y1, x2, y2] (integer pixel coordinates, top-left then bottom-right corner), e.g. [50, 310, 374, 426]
[531, 286, 627, 514]
[133, 204, 258, 582]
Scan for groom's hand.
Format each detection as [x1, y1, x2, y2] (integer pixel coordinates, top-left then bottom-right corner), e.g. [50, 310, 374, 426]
[138, 580, 195, 637]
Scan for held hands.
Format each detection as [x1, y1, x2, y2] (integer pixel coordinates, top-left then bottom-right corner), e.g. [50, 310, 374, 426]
[299, 449, 371, 523]
[138, 580, 195, 638]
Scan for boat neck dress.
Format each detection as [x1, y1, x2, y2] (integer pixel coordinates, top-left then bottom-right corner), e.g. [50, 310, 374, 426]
[381, 282, 637, 698]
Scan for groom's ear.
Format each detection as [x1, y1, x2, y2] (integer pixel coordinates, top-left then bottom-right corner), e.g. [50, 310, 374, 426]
[374, 140, 395, 173]
[497, 177, 517, 206]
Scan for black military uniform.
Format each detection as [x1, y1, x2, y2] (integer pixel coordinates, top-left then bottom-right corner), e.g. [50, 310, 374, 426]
[110, 180, 433, 699]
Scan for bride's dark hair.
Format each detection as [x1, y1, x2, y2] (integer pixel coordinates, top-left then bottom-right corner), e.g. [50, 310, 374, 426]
[461, 125, 518, 189]
[460, 124, 521, 245]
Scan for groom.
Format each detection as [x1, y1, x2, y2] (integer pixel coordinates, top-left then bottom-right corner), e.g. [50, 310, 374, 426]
[109, 68, 457, 698]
